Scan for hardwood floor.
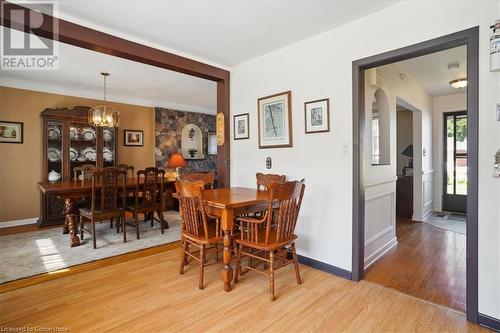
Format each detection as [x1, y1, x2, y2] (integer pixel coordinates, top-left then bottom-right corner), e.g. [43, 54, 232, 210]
[365, 218, 466, 312]
[0, 247, 486, 332]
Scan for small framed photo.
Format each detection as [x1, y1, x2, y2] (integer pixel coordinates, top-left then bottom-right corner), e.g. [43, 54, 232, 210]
[0, 121, 23, 144]
[304, 98, 330, 134]
[258, 91, 293, 148]
[208, 132, 217, 155]
[233, 113, 249, 140]
[124, 129, 143, 146]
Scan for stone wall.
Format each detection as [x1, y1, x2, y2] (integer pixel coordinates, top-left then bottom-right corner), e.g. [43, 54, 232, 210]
[155, 107, 216, 172]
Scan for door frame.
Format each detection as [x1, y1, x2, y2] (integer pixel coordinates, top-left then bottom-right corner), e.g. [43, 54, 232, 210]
[0, 0, 231, 187]
[352, 27, 479, 322]
[443, 111, 468, 213]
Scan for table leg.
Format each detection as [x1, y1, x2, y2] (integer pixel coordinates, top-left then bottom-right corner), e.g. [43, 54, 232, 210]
[64, 198, 80, 247]
[220, 209, 234, 292]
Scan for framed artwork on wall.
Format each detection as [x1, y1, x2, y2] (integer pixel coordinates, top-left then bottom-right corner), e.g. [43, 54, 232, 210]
[233, 113, 249, 140]
[257, 91, 292, 148]
[0, 121, 23, 143]
[124, 129, 143, 147]
[304, 98, 330, 134]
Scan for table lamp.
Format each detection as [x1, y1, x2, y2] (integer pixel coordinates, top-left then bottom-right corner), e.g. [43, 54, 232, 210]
[167, 153, 187, 180]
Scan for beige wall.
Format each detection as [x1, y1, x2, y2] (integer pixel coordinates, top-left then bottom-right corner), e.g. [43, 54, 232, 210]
[396, 110, 413, 176]
[0, 86, 154, 222]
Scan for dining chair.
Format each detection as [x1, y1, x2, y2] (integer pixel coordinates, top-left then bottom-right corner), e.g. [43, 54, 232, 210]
[176, 180, 223, 289]
[233, 179, 306, 301]
[180, 171, 216, 189]
[78, 167, 127, 249]
[256, 172, 286, 191]
[116, 164, 135, 178]
[73, 164, 97, 182]
[125, 167, 166, 239]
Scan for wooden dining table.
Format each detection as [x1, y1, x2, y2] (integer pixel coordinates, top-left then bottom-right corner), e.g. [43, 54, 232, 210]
[38, 178, 176, 247]
[189, 187, 270, 292]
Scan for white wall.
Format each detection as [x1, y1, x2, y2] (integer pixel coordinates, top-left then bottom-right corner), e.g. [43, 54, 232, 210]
[230, 1, 500, 318]
[432, 93, 467, 212]
[397, 110, 413, 176]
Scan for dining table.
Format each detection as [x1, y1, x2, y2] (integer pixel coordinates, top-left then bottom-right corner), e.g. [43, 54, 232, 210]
[180, 187, 270, 292]
[38, 177, 176, 247]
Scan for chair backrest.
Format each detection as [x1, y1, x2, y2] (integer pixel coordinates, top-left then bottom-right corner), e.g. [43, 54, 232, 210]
[175, 180, 215, 240]
[241, 180, 305, 245]
[90, 167, 127, 214]
[135, 167, 165, 208]
[116, 164, 135, 178]
[256, 172, 286, 191]
[74, 164, 97, 182]
[180, 171, 216, 189]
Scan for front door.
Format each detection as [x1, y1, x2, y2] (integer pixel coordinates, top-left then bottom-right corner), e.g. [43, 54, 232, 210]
[443, 111, 467, 213]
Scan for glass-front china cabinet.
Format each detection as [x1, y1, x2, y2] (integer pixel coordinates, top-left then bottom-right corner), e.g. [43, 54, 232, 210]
[39, 106, 117, 227]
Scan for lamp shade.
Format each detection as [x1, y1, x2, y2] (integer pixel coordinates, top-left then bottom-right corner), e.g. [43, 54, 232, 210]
[401, 144, 413, 158]
[167, 153, 187, 168]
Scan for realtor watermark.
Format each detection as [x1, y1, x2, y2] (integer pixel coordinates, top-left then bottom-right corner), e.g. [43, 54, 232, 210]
[0, 1, 59, 70]
[0, 326, 68, 332]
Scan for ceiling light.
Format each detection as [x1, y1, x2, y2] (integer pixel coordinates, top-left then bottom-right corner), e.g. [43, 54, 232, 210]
[449, 78, 467, 89]
[88, 72, 120, 127]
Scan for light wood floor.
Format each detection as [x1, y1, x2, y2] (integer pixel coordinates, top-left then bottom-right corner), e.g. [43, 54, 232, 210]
[0, 247, 487, 332]
[365, 218, 466, 312]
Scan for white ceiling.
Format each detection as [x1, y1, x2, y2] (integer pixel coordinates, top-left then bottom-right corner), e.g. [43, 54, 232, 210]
[397, 45, 467, 96]
[0, 29, 217, 114]
[53, 0, 399, 67]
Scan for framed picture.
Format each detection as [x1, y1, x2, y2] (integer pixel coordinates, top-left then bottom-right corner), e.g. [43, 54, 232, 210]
[124, 129, 143, 147]
[258, 91, 292, 148]
[0, 121, 23, 144]
[208, 132, 217, 155]
[304, 98, 330, 134]
[233, 113, 249, 140]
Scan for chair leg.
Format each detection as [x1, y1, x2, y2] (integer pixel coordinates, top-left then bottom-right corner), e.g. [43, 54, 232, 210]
[199, 244, 205, 290]
[110, 217, 114, 229]
[291, 243, 302, 284]
[234, 244, 242, 283]
[215, 243, 219, 262]
[91, 218, 96, 249]
[150, 212, 154, 227]
[79, 215, 84, 240]
[135, 212, 140, 240]
[269, 250, 275, 301]
[179, 239, 188, 275]
[122, 214, 127, 243]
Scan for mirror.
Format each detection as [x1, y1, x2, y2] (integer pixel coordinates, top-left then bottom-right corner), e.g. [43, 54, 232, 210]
[371, 89, 390, 165]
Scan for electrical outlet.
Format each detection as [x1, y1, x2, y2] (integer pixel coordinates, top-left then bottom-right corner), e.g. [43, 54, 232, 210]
[496, 103, 500, 121]
[266, 157, 272, 169]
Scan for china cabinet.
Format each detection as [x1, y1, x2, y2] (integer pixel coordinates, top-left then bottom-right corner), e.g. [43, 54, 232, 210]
[38, 106, 118, 227]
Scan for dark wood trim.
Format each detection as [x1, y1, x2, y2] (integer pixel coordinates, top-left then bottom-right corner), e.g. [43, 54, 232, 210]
[478, 313, 500, 332]
[257, 90, 293, 149]
[0, 0, 230, 188]
[304, 98, 330, 134]
[297, 255, 352, 280]
[123, 129, 144, 147]
[233, 113, 250, 140]
[352, 27, 479, 323]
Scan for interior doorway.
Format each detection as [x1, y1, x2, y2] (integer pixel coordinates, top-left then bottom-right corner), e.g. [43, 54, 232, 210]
[443, 111, 468, 213]
[352, 27, 479, 323]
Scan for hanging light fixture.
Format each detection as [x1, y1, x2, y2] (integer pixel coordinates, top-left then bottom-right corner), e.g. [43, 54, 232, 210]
[88, 72, 120, 127]
[449, 78, 467, 89]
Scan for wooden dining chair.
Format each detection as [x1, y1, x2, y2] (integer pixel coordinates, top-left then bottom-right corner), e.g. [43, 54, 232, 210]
[74, 164, 97, 182]
[256, 172, 286, 190]
[78, 167, 127, 249]
[125, 167, 166, 239]
[176, 180, 223, 289]
[116, 164, 135, 178]
[233, 179, 306, 301]
[180, 171, 216, 189]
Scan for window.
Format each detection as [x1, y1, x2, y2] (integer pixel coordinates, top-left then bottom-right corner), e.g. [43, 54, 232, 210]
[372, 115, 380, 164]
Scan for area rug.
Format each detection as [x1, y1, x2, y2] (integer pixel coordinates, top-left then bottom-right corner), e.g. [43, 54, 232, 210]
[0, 211, 182, 284]
[423, 213, 466, 235]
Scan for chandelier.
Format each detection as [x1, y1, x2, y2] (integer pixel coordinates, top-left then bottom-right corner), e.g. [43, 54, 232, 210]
[88, 72, 120, 127]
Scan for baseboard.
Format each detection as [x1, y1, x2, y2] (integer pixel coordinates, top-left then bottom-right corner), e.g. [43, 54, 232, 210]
[422, 209, 433, 221]
[364, 237, 397, 269]
[297, 255, 352, 280]
[478, 313, 500, 332]
[0, 218, 37, 228]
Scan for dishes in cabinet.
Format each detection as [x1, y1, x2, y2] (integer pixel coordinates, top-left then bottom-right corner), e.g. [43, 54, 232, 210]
[48, 170, 61, 182]
[47, 126, 61, 140]
[47, 147, 61, 162]
[103, 128, 113, 142]
[69, 147, 78, 161]
[82, 127, 96, 141]
[81, 147, 96, 161]
[76, 156, 87, 162]
[69, 126, 79, 140]
[103, 147, 114, 162]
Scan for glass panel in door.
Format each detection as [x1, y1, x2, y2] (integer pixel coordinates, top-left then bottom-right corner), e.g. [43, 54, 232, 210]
[70, 122, 97, 180]
[47, 120, 63, 182]
[103, 127, 116, 168]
